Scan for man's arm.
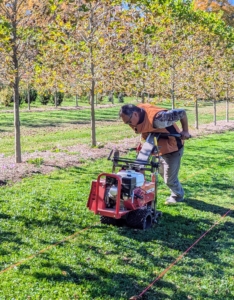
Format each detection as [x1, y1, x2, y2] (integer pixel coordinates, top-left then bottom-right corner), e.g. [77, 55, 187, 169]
[179, 113, 190, 139]
[153, 109, 190, 139]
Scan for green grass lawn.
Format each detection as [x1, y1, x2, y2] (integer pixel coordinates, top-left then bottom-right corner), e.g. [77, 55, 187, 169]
[0, 132, 233, 299]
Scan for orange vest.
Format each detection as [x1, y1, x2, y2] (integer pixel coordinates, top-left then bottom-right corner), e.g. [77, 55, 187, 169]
[130, 103, 184, 155]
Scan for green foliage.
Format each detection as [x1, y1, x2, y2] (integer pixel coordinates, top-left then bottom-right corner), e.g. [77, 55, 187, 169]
[80, 93, 90, 102]
[0, 17, 12, 46]
[78, 4, 89, 12]
[26, 157, 44, 167]
[54, 91, 64, 106]
[0, 86, 13, 106]
[118, 93, 124, 103]
[108, 93, 114, 103]
[38, 91, 64, 106]
[20, 89, 38, 105]
[1, 86, 27, 107]
[96, 93, 104, 103]
[38, 91, 52, 105]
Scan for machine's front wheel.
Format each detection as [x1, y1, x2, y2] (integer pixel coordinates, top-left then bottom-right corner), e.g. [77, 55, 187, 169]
[126, 208, 152, 230]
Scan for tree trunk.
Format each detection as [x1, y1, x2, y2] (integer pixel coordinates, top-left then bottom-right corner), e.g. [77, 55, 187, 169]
[195, 98, 199, 129]
[12, 15, 21, 163]
[226, 89, 229, 122]
[141, 36, 147, 104]
[27, 83, 30, 111]
[14, 78, 22, 163]
[213, 99, 216, 126]
[171, 86, 175, 109]
[75, 94, 78, 107]
[54, 90, 57, 108]
[90, 48, 96, 147]
[171, 65, 175, 109]
[90, 85, 96, 146]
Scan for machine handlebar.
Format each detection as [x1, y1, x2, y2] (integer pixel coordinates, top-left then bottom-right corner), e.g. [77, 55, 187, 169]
[107, 149, 113, 160]
[156, 133, 192, 139]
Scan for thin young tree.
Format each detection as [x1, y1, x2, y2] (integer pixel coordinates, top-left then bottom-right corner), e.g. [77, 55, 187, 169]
[0, 0, 59, 163]
[60, 0, 123, 146]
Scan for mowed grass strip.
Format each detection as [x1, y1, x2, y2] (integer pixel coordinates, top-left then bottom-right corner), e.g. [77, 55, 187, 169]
[0, 106, 133, 156]
[0, 132, 233, 299]
[1, 102, 233, 131]
[0, 122, 135, 156]
[1, 102, 234, 157]
[0, 106, 121, 132]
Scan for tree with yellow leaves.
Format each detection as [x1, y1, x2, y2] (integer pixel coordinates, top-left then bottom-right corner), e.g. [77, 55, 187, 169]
[194, 0, 234, 26]
[0, 0, 60, 163]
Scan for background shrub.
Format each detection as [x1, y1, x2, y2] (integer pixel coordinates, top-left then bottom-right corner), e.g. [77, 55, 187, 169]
[38, 91, 52, 105]
[19, 89, 38, 105]
[53, 91, 64, 106]
[0, 86, 13, 106]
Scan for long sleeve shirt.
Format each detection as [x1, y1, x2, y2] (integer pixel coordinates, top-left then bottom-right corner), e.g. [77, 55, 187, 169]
[153, 109, 186, 129]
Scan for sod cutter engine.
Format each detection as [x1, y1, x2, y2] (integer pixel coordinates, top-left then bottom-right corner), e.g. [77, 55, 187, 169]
[87, 133, 181, 230]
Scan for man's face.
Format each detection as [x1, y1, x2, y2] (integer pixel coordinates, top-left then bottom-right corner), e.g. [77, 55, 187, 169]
[121, 111, 139, 127]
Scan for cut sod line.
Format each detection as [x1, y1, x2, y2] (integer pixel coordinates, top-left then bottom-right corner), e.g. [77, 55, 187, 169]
[131, 206, 233, 300]
[0, 223, 99, 275]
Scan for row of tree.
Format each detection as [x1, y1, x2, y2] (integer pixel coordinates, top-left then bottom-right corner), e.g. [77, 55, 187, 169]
[0, 0, 234, 162]
[0, 87, 125, 107]
[0, 87, 66, 107]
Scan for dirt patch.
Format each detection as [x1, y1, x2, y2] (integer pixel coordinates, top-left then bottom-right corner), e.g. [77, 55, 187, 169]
[0, 120, 234, 184]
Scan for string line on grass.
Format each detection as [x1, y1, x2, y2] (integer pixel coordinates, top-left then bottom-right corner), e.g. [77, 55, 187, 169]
[132, 206, 233, 300]
[0, 222, 99, 275]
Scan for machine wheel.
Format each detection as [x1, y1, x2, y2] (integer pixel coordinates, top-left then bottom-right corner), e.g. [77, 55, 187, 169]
[126, 209, 152, 230]
[152, 210, 163, 223]
[100, 216, 125, 227]
[100, 216, 117, 225]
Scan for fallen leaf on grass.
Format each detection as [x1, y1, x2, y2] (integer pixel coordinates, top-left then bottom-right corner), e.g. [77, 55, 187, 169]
[61, 271, 68, 276]
[123, 256, 131, 262]
[129, 296, 141, 300]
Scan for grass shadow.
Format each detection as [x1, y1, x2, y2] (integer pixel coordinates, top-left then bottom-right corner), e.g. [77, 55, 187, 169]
[115, 204, 233, 264]
[31, 260, 178, 299]
[186, 198, 234, 218]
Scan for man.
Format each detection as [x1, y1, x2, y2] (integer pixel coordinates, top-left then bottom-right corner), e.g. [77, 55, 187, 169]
[119, 103, 190, 205]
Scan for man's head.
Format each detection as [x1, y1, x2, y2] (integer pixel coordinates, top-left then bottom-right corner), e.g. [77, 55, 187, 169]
[119, 104, 141, 127]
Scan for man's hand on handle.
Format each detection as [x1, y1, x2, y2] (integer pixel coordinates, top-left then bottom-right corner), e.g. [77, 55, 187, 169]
[180, 130, 191, 140]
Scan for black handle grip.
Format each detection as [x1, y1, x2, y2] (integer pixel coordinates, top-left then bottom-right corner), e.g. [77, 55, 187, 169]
[107, 150, 113, 160]
[157, 133, 192, 138]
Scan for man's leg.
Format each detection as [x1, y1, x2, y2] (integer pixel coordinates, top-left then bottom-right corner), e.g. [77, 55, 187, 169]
[159, 147, 184, 203]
